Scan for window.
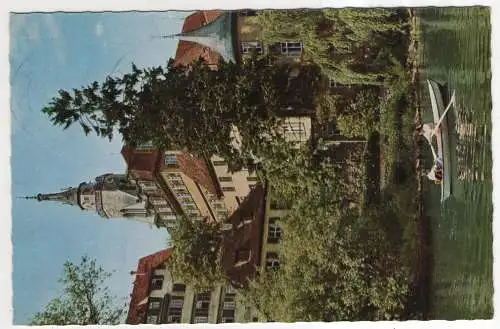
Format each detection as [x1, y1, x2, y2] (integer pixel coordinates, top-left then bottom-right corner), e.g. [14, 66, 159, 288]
[160, 214, 176, 221]
[165, 153, 178, 166]
[241, 41, 263, 54]
[194, 316, 209, 323]
[166, 173, 181, 181]
[282, 122, 305, 133]
[213, 160, 227, 166]
[196, 301, 210, 309]
[168, 315, 181, 323]
[149, 301, 161, 310]
[280, 42, 303, 56]
[222, 186, 236, 192]
[172, 283, 186, 292]
[196, 292, 211, 301]
[150, 199, 168, 206]
[182, 201, 196, 207]
[268, 216, 280, 224]
[266, 252, 280, 270]
[268, 225, 282, 239]
[213, 202, 224, 209]
[140, 181, 157, 191]
[147, 315, 158, 324]
[223, 301, 236, 310]
[136, 141, 154, 150]
[249, 183, 257, 190]
[247, 176, 259, 182]
[172, 186, 187, 192]
[158, 207, 172, 213]
[218, 176, 233, 182]
[169, 180, 184, 187]
[270, 200, 289, 210]
[170, 297, 184, 309]
[235, 249, 251, 264]
[266, 259, 280, 270]
[151, 278, 163, 290]
[176, 193, 192, 199]
[222, 317, 235, 323]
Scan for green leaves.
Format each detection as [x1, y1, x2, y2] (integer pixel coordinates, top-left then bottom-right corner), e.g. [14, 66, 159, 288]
[252, 8, 407, 86]
[167, 216, 225, 291]
[30, 255, 127, 325]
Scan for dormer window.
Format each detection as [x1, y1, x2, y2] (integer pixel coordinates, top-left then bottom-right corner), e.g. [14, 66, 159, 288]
[136, 141, 154, 151]
[165, 153, 178, 167]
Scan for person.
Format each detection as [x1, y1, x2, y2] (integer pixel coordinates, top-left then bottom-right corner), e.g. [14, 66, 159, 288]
[426, 157, 443, 183]
[418, 122, 437, 145]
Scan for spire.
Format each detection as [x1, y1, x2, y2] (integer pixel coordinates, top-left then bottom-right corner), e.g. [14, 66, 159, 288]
[159, 12, 236, 63]
[30, 188, 80, 206]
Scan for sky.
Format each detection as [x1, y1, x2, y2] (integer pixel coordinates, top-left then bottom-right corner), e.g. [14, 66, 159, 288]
[10, 11, 190, 324]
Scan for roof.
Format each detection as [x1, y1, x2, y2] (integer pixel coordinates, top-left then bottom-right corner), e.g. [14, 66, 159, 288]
[174, 11, 223, 67]
[175, 152, 223, 197]
[222, 184, 267, 287]
[121, 146, 160, 181]
[126, 249, 173, 324]
[122, 146, 222, 202]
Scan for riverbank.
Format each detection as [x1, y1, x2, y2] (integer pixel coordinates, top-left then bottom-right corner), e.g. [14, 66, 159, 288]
[406, 9, 432, 319]
[411, 7, 493, 319]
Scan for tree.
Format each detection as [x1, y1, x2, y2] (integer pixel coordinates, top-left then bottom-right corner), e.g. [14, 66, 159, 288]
[30, 256, 126, 325]
[249, 9, 407, 86]
[167, 216, 225, 290]
[335, 89, 381, 139]
[239, 195, 411, 322]
[42, 56, 321, 171]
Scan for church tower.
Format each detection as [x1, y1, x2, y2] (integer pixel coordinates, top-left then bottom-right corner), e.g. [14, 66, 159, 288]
[27, 173, 157, 225]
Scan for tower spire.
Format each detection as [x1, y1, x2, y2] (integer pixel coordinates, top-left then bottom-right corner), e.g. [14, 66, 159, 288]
[29, 188, 80, 206]
[157, 12, 236, 63]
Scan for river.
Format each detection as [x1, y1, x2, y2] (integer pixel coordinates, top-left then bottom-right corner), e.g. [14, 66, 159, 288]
[417, 7, 493, 319]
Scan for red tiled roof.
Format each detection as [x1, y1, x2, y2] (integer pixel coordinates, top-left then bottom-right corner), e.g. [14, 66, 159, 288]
[126, 249, 173, 324]
[121, 146, 160, 181]
[173, 11, 223, 67]
[175, 152, 222, 197]
[122, 146, 221, 201]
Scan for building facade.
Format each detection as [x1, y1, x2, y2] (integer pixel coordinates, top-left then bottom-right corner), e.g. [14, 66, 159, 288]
[26, 173, 177, 228]
[122, 145, 261, 225]
[171, 10, 305, 67]
[127, 249, 249, 324]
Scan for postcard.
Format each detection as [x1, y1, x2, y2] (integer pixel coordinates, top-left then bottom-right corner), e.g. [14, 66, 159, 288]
[8, 3, 493, 326]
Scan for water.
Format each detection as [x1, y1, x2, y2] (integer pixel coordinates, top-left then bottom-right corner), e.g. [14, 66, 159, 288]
[417, 7, 493, 319]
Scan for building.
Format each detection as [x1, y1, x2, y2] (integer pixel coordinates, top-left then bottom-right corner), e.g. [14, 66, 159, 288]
[169, 10, 304, 68]
[122, 144, 260, 225]
[173, 10, 223, 69]
[127, 248, 248, 324]
[221, 183, 267, 288]
[25, 172, 178, 229]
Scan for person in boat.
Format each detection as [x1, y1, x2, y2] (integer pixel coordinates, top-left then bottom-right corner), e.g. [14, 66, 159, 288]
[418, 123, 437, 144]
[426, 158, 443, 184]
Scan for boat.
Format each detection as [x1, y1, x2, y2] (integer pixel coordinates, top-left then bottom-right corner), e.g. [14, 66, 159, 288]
[426, 79, 455, 202]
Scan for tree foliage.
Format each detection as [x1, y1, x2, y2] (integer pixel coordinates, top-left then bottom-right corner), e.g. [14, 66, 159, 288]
[249, 8, 408, 85]
[239, 182, 411, 322]
[42, 56, 321, 171]
[30, 256, 126, 325]
[167, 216, 225, 290]
[335, 89, 381, 138]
